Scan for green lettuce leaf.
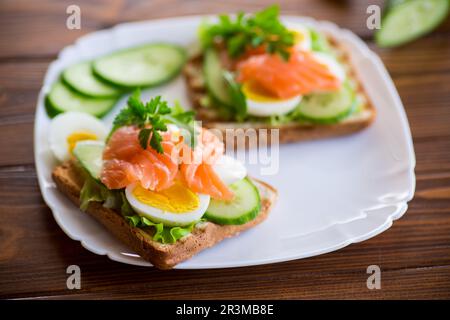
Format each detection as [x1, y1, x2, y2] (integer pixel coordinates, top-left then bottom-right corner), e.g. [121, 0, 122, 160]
[79, 176, 117, 211]
[223, 71, 247, 121]
[125, 215, 200, 244]
[119, 192, 135, 216]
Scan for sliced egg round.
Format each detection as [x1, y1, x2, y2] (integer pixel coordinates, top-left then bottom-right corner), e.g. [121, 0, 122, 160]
[242, 82, 302, 117]
[312, 52, 346, 83]
[125, 181, 210, 227]
[49, 111, 108, 162]
[286, 22, 312, 51]
[213, 155, 247, 185]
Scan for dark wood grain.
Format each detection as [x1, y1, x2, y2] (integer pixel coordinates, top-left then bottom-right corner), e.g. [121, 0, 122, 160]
[0, 0, 449, 300]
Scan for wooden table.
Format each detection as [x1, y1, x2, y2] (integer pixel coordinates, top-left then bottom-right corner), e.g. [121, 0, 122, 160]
[1, 0, 449, 300]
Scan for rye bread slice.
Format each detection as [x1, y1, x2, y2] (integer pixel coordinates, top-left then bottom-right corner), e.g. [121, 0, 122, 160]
[52, 160, 277, 269]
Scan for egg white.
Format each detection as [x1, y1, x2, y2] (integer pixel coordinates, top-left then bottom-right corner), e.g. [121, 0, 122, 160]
[48, 111, 108, 162]
[312, 52, 346, 83]
[286, 22, 312, 51]
[245, 93, 303, 117]
[125, 183, 210, 227]
[213, 155, 247, 185]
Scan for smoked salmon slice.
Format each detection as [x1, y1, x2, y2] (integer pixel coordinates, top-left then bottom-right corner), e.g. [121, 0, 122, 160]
[180, 128, 233, 200]
[237, 50, 341, 99]
[100, 126, 233, 200]
[101, 126, 178, 191]
[101, 159, 139, 190]
[103, 126, 142, 161]
[181, 163, 234, 201]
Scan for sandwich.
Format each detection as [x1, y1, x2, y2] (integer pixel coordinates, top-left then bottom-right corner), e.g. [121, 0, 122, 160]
[50, 92, 277, 269]
[183, 5, 376, 144]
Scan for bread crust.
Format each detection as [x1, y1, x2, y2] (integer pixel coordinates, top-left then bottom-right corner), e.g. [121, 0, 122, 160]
[52, 161, 277, 269]
[183, 34, 376, 146]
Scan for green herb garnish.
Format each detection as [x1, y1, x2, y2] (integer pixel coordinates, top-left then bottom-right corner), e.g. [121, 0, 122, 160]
[163, 101, 198, 149]
[110, 89, 196, 153]
[223, 71, 247, 121]
[199, 5, 294, 60]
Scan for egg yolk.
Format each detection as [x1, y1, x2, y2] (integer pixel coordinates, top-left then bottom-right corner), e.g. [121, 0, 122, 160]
[241, 81, 280, 102]
[67, 131, 98, 154]
[132, 181, 200, 213]
[292, 29, 305, 44]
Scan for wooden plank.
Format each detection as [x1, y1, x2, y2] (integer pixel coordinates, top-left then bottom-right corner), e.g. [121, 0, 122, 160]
[0, 123, 34, 166]
[20, 267, 450, 300]
[0, 61, 48, 123]
[371, 34, 450, 76]
[0, 0, 122, 59]
[6, 0, 443, 59]
[10, 271, 450, 300]
[0, 167, 449, 299]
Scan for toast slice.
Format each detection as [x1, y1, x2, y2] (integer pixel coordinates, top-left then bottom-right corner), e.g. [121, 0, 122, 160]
[52, 160, 277, 269]
[183, 36, 376, 145]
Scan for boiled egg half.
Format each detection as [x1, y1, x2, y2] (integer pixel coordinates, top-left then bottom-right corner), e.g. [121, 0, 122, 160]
[125, 181, 210, 227]
[125, 154, 247, 226]
[242, 81, 302, 117]
[49, 111, 108, 162]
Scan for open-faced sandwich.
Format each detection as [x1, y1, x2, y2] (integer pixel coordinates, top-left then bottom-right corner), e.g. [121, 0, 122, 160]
[50, 91, 277, 269]
[183, 5, 376, 144]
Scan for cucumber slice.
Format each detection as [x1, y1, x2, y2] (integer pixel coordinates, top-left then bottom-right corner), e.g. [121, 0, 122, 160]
[92, 43, 186, 88]
[46, 81, 117, 118]
[72, 140, 105, 180]
[376, 0, 449, 48]
[297, 84, 356, 124]
[203, 49, 232, 106]
[205, 178, 261, 225]
[62, 61, 122, 98]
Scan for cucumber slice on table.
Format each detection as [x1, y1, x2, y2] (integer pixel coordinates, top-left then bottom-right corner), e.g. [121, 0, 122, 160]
[62, 61, 122, 98]
[376, 0, 449, 48]
[203, 49, 232, 106]
[46, 81, 117, 118]
[72, 140, 105, 180]
[205, 178, 261, 225]
[92, 43, 186, 88]
[297, 84, 356, 124]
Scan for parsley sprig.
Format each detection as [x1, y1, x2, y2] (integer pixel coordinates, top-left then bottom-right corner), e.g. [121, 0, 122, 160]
[199, 5, 294, 60]
[110, 90, 197, 153]
[223, 71, 247, 121]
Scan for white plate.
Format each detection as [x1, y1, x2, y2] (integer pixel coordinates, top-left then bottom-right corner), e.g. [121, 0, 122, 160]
[34, 16, 415, 268]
